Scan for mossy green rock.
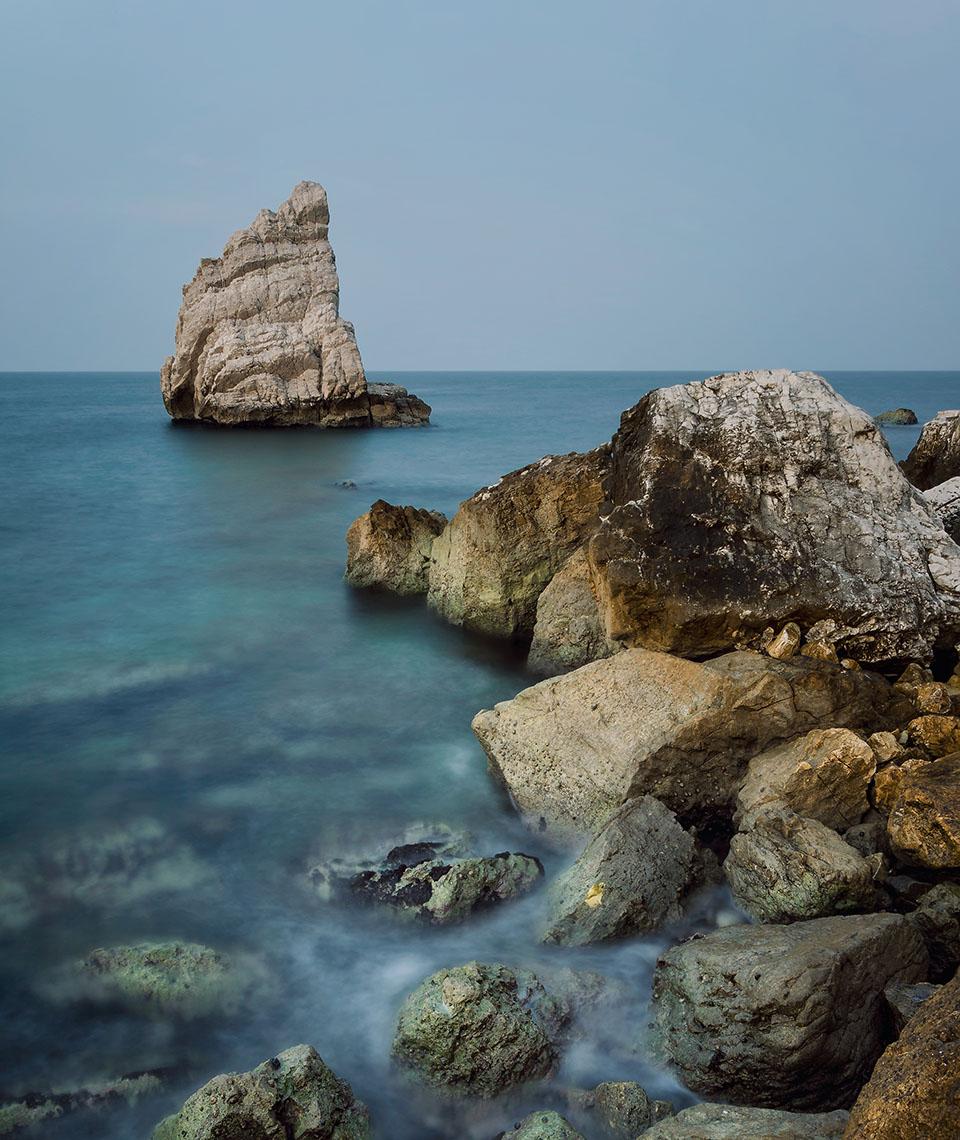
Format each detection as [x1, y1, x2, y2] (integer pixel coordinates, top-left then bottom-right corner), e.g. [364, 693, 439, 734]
[501, 1111, 585, 1139]
[392, 962, 570, 1097]
[152, 1045, 370, 1139]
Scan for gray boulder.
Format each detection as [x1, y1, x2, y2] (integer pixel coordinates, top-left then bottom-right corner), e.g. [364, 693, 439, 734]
[344, 500, 447, 594]
[923, 476, 960, 544]
[653, 913, 928, 1109]
[152, 1044, 369, 1139]
[500, 1112, 584, 1140]
[392, 962, 570, 1097]
[907, 881, 960, 981]
[901, 409, 960, 489]
[642, 1103, 849, 1138]
[542, 796, 711, 945]
[578, 1081, 674, 1137]
[528, 547, 620, 674]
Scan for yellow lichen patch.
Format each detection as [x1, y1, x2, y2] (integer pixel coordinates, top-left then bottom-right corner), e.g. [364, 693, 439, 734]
[584, 882, 605, 908]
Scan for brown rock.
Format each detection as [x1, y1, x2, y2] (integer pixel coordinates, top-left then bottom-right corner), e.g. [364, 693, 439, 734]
[766, 623, 801, 660]
[914, 682, 954, 715]
[344, 500, 447, 595]
[901, 409, 960, 490]
[528, 546, 620, 674]
[871, 758, 930, 815]
[867, 731, 904, 765]
[802, 640, 840, 663]
[887, 754, 960, 868]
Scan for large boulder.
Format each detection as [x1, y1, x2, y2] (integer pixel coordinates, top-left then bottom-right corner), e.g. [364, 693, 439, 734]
[653, 913, 928, 1110]
[588, 370, 960, 663]
[528, 547, 620, 674]
[901, 409, 960, 490]
[844, 971, 960, 1139]
[643, 1104, 849, 1139]
[160, 181, 429, 427]
[472, 648, 910, 845]
[426, 449, 609, 638]
[541, 796, 710, 945]
[723, 808, 880, 923]
[344, 501, 447, 594]
[392, 962, 570, 1097]
[924, 476, 960, 543]
[152, 1044, 370, 1139]
[886, 753, 960, 868]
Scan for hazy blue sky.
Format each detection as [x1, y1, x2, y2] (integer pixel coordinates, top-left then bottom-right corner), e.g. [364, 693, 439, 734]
[1, 0, 957, 370]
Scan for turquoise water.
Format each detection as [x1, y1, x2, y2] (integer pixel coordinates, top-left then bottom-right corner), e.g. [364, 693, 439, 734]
[0, 370, 956, 1137]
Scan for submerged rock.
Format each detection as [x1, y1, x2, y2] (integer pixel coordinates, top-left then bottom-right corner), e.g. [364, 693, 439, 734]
[392, 962, 570, 1097]
[653, 913, 927, 1110]
[901, 409, 960, 490]
[500, 1112, 585, 1140]
[924, 476, 960, 543]
[874, 408, 918, 426]
[160, 181, 429, 428]
[643, 1103, 849, 1138]
[152, 1044, 370, 1139]
[0, 1072, 165, 1137]
[541, 796, 712, 945]
[844, 971, 960, 1139]
[886, 753, 960, 868]
[345, 500, 448, 594]
[472, 648, 909, 845]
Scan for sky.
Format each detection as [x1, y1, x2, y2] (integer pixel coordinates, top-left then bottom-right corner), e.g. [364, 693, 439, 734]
[1, 0, 957, 371]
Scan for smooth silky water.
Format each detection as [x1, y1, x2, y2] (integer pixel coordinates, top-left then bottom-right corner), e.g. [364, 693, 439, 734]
[0, 371, 955, 1137]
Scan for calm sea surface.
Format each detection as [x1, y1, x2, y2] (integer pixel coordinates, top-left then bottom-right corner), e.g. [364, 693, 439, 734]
[1, 370, 957, 1137]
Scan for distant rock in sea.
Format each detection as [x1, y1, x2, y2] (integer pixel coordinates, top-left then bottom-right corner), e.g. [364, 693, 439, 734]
[160, 181, 430, 427]
[874, 407, 918, 425]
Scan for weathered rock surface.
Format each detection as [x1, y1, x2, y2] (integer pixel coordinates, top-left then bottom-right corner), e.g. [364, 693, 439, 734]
[528, 547, 620, 674]
[344, 501, 447, 594]
[844, 971, 960, 1139]
[736, 728, 877, 832]
[724, 807, 879, 923]
[874, 407, 918, 426]
[653, 913, 928, 1110]
[924, 475, 960, 543]
[884, 981, 941, 1033]
[581, 1081, 674, 1138]
[152, 1044, 369, 1139]
[588, 371, 960, 663]
[907, 882, 960, 980]
[905, 714, 960, 756]
[0, 1072, 165, 1137]
[500, 1112, 584, 1140]
[643, 1103, 849, 1139]
[426, 449, 609, 639]
[541, 796, 710, 945]
[901, 409, 960, 490]
[886, 753, 960, 868]
[473, 648, 910, 844]
[160, 181, 429, 428]
[392, 962, 570, 1097]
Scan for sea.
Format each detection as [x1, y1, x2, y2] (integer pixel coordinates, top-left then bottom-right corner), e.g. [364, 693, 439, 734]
[0, 370, 957, 1138]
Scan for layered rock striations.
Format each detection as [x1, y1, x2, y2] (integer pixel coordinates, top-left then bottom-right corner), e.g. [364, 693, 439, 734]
[160, 181, 429, 427]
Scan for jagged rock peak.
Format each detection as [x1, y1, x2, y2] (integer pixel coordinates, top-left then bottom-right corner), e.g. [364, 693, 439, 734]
[160, 181, 430, 428]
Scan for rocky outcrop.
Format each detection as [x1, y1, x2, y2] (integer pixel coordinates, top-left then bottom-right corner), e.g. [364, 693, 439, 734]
[472, 648, 910, 845]
[643, 1104, 849, 1139]
[541, 796, 711, 945]
[589, 371, 960, 663]
[723, 808, 880, 923]
[653, 913, 928, 1110]
[844, 971, 960, 1139]
[901, 409, 960, 490]
[426, 449, 609, 639]
[160, 181, 429, 428]
[528, 547, 620, 674]
[345, 501, 448, 594]
[923, 476, 960, 543]
[152, 1044, 370, 1139]
[886, 753, 960, 868]
[874, 408, 918, 426]
[392, 962, 569, 1096]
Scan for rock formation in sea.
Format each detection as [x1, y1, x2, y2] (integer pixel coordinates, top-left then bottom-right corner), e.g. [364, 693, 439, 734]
[345, 370, 960, 668]
[902, 409, 960, 489]
[160, 181, 430, 427]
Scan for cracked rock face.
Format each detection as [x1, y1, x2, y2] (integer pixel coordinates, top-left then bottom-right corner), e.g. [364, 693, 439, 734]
[160, 181, 429, 427]
[902, 410, 960, 490]
[589, 370, 960, 664]
[652, 913, 928, 1111]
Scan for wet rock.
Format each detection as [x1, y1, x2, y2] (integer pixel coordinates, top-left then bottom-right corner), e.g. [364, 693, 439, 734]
[907, 881, 960, 980]
[500, 1112, 584, 1140]
[0, 1073, 165, 1137]
[737, 728, 877, 832]
[886, 753, 960, 868]
[528, 547, 620, 675]
[643, 1103, 849, 1138]
[884, 981, 941, 1033]
[584, 1081, 674, 1138]
[426, 448, 609, 639]
[44, 941, 270, 1021]
[901, 408, 960, 490]
[345, 500, 449, 594]
[152, 1044, 369, 1139]
[844, 971, 960, 1139]
[724, 807, 880, 923]
[905, 714, 960, 756]
[653, 913, 928, 1110]
[392, 962, 570, 1097]
[160, 181, 428, 428]
[589, 370, 960, 663]
[924, 475, 960, 543]
[874, 408, 918, 426]
[473, 649, 909, 845]
[542, 796, 712, 945]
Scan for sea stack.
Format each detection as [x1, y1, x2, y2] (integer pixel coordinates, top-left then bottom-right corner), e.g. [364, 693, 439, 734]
[160, 181, 430, 427]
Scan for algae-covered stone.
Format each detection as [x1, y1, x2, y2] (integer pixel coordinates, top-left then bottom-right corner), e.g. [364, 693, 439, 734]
[0, 1073, 164, 1137]
[392, 962, 569, 1097]
[643, 1103, 849, 1138]
[152, 1044, 369, 1139]
[587, 1081, 674, 1137]
[874, 408, 918, 426]
[501, 1111, 584, 1139]
[47, 941, 269, 1020]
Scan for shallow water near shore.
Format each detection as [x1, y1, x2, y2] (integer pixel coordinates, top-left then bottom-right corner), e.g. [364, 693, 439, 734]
[0, 369, 957, 1137]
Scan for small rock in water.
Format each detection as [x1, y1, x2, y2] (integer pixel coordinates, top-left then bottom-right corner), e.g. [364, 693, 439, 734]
[345, 500, 448, 595]
[0, 1072, 166, 1137]
[582, 1081, 674, 1138]
[874, 407, 919, 426]
[335, 479, 358, 489]
[501, 1111, 585, 1139]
